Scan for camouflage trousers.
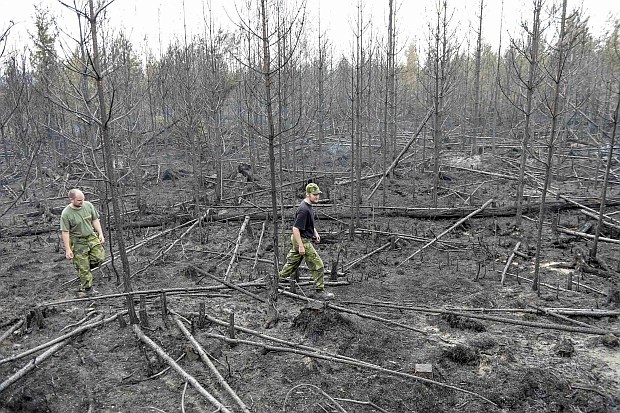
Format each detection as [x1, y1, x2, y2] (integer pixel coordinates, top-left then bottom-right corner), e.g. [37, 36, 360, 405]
[71, 234, 105, 291]
[279, 235, 325, 290]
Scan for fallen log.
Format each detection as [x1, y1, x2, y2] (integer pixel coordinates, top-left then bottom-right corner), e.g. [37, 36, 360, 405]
[0, 313, 119, 393]
[557, 226, 620, 245]
[0, 314, 106, 366]
[581, 264, 619, 279]
[197, 198, 620, 221]
[501, 270, 606, 296]
[342, 239, 396, 272]
[580, 210, 620, 231]
[344, 301, 613, 336]
[191, 265, 266, 303]
[131, 212, 209, 279]
[527, 304, 605, 332]
[1, 213, 194, 237]
[279, 290, 428, 335]
[5, 198, 620, 238]
[224, 215, 250, 281]
[397, 199, 494, 267]
[501, 241, 521, 286]
[252, 221, 267, 271]
[0, 319, 24, 344]
[172, 313, 251, 413]
[132, 324, 233, 413]
[0, 339, 70, 394]
[549, 190, 620, 227]
[367, 109, 433, 200]
[342, 302, 620, 318]
[43, 281, 265, 307]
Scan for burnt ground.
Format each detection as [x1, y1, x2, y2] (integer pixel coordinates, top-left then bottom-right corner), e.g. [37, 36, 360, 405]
[1, 147, 620, 413]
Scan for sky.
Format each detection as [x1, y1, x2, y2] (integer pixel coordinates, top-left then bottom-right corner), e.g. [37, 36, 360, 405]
[1, 0, 620, 59]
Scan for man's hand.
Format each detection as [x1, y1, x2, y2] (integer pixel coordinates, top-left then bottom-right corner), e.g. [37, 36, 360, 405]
[298, 244, 306, 255]
[65, 249, 74, 259]
[98, 233, 105, 244]
[315, 233, 321, 243]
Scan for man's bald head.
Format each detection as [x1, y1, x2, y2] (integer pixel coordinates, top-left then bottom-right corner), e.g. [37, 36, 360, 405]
[68, 188, 84, 199]
[68, 189, 85, 208]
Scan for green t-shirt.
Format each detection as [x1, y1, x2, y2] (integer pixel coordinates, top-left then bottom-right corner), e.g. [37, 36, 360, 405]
[60, 201, 100, 238]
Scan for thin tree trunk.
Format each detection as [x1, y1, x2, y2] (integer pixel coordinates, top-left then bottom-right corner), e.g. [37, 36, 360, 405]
[532, 0, 567, 292]
[472, 0, 484, 155]
[590, 86, 619, 258]
[382, 0, 395, 206]
[87, 0, 137, 322]
[516, 0, 542, 227]
[260, 0, 280, 327]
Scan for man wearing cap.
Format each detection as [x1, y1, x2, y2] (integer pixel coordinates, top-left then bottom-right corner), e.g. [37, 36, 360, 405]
[279, 183, 334, 300]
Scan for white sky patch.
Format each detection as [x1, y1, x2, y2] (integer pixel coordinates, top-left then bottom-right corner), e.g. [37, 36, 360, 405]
[1, 0, 619, 58]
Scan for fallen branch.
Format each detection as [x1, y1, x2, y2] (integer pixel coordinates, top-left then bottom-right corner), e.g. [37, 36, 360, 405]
[172, 313, 251, 413]
[252, 221, 267, 271]
[342, 239, 396, 272]
[344, 301, 612, 336]
[0, 339, 70, 394]
[0, 319, 24, 344]
[580, 210, 620, 231]
[335, 172, 384, 186]
[439, 309, 613, 335]
[284, 383, 348, 413]
[444, 165, 518, 181]
[191, 264, 266, 303]
[397, 199, 494, 267]
[464, 180, 488, 205]
[132, 211, 209, 278]
[132, 324, 233, 413]
[279, 290, 428, 335]
[341, 302, 620, 318]
[354, 227, 458, 246]
[541, 308, 620, 317]
[501, 242, 521, 286]
[0, 314, 109, 366]
[333, 397, 389, 413]
[367, 108, 433, 200]
[160, 211, 209, 257]
[224, 215, 250, 281]
[0, 312, 120, 393]
[501, 269, 606, 296]
[43, 281, 265, 307]
[202, 313, 376, 368]
[59, 310, 98, 332]
[557, 226, 620, 245]
[549, 190, 620, 227]
[527, 304, 605, 332]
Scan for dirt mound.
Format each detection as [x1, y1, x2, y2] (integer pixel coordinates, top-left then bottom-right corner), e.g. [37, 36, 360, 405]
[441, 313, 487, 332]
[292, 306, 355, 343]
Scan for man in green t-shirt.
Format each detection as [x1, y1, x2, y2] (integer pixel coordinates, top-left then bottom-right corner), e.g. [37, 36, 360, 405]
[60, 188, 105, 297]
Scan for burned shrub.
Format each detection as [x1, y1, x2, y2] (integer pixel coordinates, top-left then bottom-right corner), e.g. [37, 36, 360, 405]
[442, 344, 480, 364]
[441, 313, 487, 332]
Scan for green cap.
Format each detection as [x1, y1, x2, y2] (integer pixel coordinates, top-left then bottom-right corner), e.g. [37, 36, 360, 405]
[306, 183, 322, 194]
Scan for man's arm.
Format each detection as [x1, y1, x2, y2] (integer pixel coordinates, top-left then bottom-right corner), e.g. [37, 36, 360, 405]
[92, 218, 105, 244]
[292, 227, 305, 255]
[62, 231, 73, 259]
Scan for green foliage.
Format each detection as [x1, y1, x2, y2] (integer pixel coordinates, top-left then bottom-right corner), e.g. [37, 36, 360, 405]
[30, 5, 58, 83]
